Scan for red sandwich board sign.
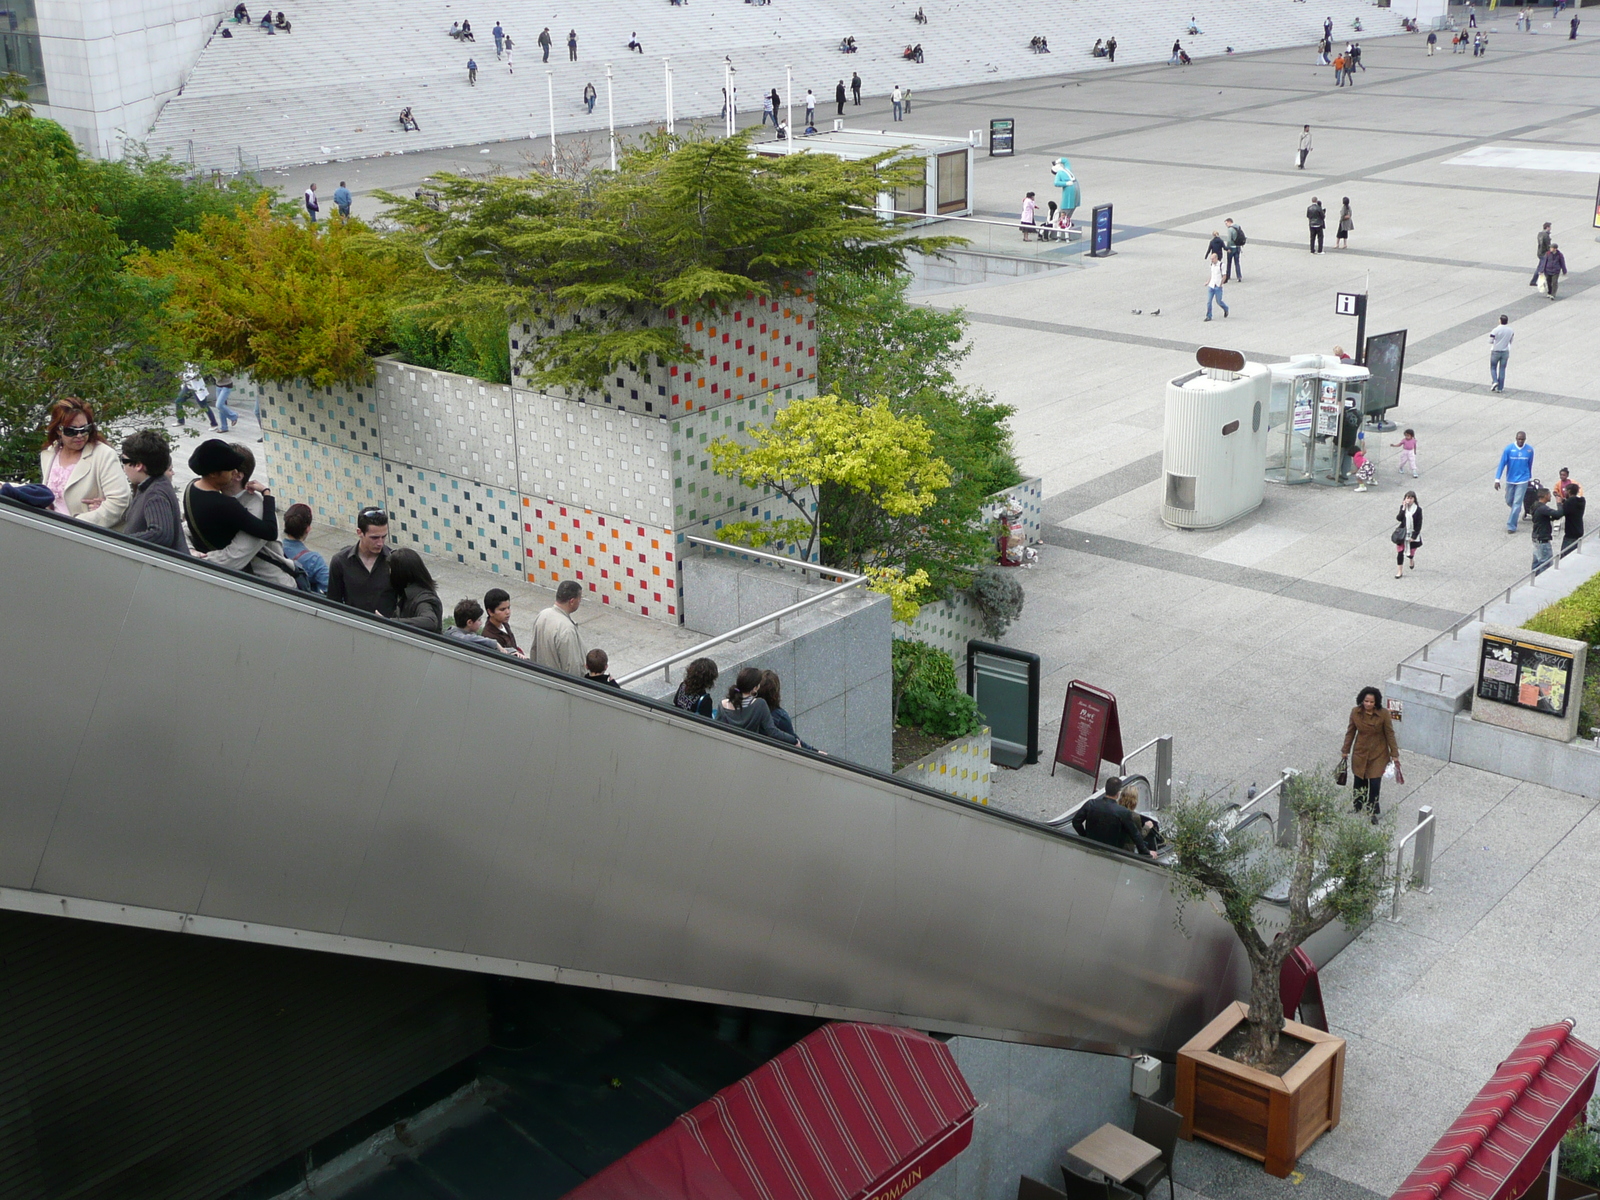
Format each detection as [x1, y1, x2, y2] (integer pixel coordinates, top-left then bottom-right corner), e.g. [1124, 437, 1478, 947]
[1051, 680, 1124, 784]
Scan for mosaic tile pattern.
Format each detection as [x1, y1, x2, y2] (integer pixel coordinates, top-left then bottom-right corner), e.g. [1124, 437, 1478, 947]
[384, 464, 525, 576]
[250, 378, 382, 457]
[895, 728, 993, 805]
[259, 434, 385, 534]
[376, 370, 518, 488]
[983, 476, 1045, 542]
[898, 592, 985, 663]
[518, 499, 677, 619]
[511, 393, 674, 526]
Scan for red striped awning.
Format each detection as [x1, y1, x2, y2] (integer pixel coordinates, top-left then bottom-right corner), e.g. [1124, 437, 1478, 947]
[1390, 1020, 1600, 1200]
[564, 1023, 978, 1200]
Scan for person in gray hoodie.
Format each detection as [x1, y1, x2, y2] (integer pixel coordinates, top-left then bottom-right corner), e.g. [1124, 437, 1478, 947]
[117, 430, 188, 553]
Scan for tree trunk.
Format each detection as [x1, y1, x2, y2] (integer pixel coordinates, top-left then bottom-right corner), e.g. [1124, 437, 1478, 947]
[1243, 949, 1287, 1065]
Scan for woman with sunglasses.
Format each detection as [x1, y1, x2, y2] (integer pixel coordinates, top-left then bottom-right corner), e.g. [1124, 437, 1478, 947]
[39, 398, 131, 528]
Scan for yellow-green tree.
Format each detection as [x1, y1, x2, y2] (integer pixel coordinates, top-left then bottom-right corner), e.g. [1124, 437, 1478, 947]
[130, 197, 392, 385]
[710, 394, 951, 617]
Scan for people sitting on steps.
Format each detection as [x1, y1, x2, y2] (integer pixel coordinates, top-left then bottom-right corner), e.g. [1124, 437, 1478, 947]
[398, 106, 420, 132]
[901, 42, 923, 61]
[914, 6, 927, 22]
[1091, 37, 1106, 56]
[1030, 35, 1051, 53]
[273, 10, 290, 32]
[232, 2, 249, 21]
[839, 35, 857, 52]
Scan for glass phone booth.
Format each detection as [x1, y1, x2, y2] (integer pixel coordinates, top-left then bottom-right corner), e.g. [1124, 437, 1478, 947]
[1267, 359, 1370, 487]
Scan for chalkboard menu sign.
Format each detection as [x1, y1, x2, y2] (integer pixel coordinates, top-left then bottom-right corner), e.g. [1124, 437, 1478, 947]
[1476, 632, 1574, 717]
[989, 118, 1015, 156]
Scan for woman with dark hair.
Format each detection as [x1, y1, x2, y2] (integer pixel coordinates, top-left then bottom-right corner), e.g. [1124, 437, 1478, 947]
[39, 398, 131, 528]
[1339, 685, 1399, 823]
[715, 667, 800, 745]
[754, 670, 816, 751]
[183, 439, 278, 555]
[387, 548, 443, 632]
[673, 657, 720, 718]
[1336, 197, 1353, 248]
[118, 429, 187, 552]
[1394, 491, 1422, 578]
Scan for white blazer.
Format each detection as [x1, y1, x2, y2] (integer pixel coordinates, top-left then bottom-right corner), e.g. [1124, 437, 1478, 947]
[40, 440, 132, 529]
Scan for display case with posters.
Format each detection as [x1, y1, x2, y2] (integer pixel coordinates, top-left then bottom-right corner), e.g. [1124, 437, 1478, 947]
[1470, 625, 1587, 741]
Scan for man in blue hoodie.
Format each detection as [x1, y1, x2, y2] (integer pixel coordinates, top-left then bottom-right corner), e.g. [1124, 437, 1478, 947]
[1495, 430, 1535, 533]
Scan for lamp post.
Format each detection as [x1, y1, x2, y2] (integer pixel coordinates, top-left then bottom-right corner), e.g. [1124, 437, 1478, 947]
[723, 60, 733, 138]
[606, 62, 616, 170]
[547, 71, 557, 174]
[785, 64, 793, 154]
[664, 57, 674, 134]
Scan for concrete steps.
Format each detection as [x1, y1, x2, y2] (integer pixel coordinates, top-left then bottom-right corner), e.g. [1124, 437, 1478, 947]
[148, 0, 1401, 171]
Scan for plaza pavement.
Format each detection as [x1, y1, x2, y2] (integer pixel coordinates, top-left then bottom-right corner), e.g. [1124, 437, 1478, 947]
[254, 30, 1600, 1194]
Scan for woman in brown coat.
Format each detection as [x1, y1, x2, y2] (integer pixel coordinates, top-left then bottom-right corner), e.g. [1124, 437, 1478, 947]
[1340, 685, 1400, 822]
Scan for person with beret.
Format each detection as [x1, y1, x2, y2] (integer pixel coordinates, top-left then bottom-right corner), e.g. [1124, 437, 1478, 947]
[181, 439, 279, 556]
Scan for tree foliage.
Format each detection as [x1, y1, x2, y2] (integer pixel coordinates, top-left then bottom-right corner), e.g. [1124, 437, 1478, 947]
[374, 130, 959, 391]
[709, 393, 950, 566]
[1164, 770, 1391, 1064]
[131, 197, 394, 386]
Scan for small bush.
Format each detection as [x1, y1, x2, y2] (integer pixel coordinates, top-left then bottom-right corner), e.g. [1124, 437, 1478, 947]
[966, 566, 1025, 639]
[892, 639, 982, 741]
[1524, 571, 1600, 644]
[1563, 1099, 1600, 1187]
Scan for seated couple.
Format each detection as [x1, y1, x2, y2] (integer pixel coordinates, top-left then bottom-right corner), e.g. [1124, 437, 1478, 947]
[1071, 777, 1164, 859]
[1029, 35, 1050, 52]
[901, 42, 923, 61]
[839, 36, 857, 52]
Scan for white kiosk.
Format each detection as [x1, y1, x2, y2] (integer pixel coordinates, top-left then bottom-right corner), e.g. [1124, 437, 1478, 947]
[1161, 348, 1271, 530]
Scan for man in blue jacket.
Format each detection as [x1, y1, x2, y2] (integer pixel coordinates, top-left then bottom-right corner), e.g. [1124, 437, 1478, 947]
[1495, 430, 1535, 533]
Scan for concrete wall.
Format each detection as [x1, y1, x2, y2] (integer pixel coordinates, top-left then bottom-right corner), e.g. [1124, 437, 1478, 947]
[638, 555, 892, 771]
[921, 1039, 1139, 1200]
[896, 728, 992, 806]
[36, 0, 223, 158]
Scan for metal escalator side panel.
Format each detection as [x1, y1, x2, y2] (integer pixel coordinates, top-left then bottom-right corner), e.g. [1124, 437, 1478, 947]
[0, 504, 1243, 1051]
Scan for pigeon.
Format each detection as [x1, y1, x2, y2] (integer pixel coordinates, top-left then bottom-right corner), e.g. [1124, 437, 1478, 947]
[1150, 308, 1161, 316]
[1246, 783, 1258, 801]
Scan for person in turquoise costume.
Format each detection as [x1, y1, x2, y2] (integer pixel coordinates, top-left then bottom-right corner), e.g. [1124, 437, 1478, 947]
[1052, 158, 1080, 227]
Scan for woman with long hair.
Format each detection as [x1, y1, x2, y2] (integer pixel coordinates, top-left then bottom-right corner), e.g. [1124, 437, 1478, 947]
[1394, 491, 1422, 578]
[39, 398, 131, 528]
[673, 657, 719, 718]
[387, 548, 443, 633]
[715, 666, 800, 746]
[1339, 685, 1399, 823]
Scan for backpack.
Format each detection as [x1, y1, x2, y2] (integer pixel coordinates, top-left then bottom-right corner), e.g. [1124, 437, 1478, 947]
[1233, 227, 1246, 246]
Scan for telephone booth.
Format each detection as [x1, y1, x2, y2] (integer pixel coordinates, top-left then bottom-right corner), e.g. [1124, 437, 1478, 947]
[1267, 356, 1369, 488]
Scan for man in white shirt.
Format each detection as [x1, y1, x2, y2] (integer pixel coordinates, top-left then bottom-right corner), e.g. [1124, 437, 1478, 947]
[891, 84, 903, 121]
[1489, 314, 1514, 392]
[1205, 253, 1229, 321]
[804, 89, 815, 125]
[1297, 125, 1312, 168]
[532, 580, 586, 675]
[303, 183, 319, 224]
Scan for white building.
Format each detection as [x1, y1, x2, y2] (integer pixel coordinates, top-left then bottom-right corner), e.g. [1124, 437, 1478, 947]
[25, 0, 221, 158]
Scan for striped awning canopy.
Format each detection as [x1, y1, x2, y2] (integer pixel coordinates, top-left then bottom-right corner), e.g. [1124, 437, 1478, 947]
[564, 1022, 978, 1200]
[1390, 1020, 1600, 1200]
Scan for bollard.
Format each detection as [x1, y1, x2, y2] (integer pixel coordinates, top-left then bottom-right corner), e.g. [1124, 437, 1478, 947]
[1155, 736, 1173, 810]
[1412, 805, 1434, 892]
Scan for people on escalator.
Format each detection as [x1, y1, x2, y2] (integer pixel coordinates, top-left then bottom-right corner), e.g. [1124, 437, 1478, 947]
[387, 548, 444, 633]
[182, 440, 279, 562]
[447, 597, 510, 652]
[116, 430, 188, 554]
[327, 507, 396, 616]
[1119, 786, 1163, 851]
[481, 587, 525, 656]
[533, 580, 586, 674]
[40, 398, 131, 529]
[715, 667, 801, 746]
[754, 670, 817, 751]
[1071, 776, 1156, 858]
[191, 442, 298, 587]
[584, 648, 621, 687]
[672, 657, 720, 718]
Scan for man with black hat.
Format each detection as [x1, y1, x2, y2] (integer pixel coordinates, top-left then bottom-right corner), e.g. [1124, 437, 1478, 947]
[1071, 776, 1157, 858]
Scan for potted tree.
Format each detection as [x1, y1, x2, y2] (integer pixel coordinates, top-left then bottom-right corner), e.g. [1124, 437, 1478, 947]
[1164, 769, 1391, 1178]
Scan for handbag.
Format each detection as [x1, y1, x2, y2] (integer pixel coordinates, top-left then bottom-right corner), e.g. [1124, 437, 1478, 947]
[1391, 523, 1407, 545]
[1394, 763, 1405, 785]
[1336, 756, 1349, 787]
[1538, 273, 1548, 294]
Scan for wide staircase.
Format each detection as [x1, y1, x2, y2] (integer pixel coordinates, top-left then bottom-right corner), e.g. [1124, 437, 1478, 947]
[147, 0, 1401, 171]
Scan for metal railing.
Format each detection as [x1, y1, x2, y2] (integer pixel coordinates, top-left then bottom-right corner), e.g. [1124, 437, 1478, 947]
[615, 537, 867, 686]
[1120, 735, 1173, 810]
[1389, 805, 1436, 920]
[1396, 530, 1598, 693]
[1232, 768, 1300, 847]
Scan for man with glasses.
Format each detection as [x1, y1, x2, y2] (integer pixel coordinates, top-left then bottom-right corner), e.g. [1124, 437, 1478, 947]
[327, 507, 396, 616]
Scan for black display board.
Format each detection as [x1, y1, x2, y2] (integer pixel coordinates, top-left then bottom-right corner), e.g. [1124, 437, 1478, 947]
[989, 119, 1015, 156]
[1090, 203, 1113, 257]
[966, 641, 1040, 768]
[1476, 632, 1574, 717]
[1363, 329, 1408, 415]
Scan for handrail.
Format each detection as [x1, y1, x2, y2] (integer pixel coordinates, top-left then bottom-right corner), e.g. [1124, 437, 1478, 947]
[1119, 735, 1173, 810]
[1226, 811, 1275, 844]
[1389, 806, 1436, 920]
[680, 535, 854, 582]
[615, 538, 868, 686]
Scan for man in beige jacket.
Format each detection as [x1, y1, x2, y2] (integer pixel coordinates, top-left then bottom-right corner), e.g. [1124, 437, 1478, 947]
[532, 580, 585, 674]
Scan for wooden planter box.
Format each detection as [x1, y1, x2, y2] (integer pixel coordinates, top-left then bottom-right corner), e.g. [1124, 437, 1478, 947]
[1174, 1001, 1346, 1178]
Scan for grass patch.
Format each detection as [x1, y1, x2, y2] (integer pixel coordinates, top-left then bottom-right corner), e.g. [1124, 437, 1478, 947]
[1523, 566, 1600, 736]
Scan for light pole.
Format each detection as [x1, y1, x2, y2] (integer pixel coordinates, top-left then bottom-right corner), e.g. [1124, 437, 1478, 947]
[785, 64, 792, 154]
[723, 60, 733, 138]
[606, 62, 616, 170]
[664, 57, 674, 134]
[547, 71, 557, 174]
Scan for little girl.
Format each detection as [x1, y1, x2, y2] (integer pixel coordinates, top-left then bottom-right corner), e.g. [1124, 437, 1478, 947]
[1391, 428, 1419, 478]
[1352, 445, 1376, 491]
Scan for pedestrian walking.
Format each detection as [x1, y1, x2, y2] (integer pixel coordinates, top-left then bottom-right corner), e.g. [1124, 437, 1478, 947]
[1468, 1, 1477, 27]
[762, 93, 774, 126]
[804, 88, 815, 125]
[850, 71, 861, 104]
[1204, 252, 1229, 321]
[1393, 491, 1422, 577]
[1495, 431, 1535, 533]
[891, 84, 903, 120]
[1561, 482, 1586, 557]
[1297, 124, 1312, 169]
[467, 57, 478, 86]
[1019, 191, 1038, 241]
[1391, 428, 1419, 478]
[1335, 197, 1352, 248]
[1540, 242, 1567, 298]
[1531, 488, 1561, 574]
[1324, 15, 1334, 42]
[1352, 443, 1375, 491]
[1306, 195, 1326, 253]
[835, 79, 846, 115]
[504, 36, 513, 72]
[1426, 29, 1437, 54]
[492, 21, 503, 57]
[1351, 41, 1364, 69]
[332, 180, 352, 220]
[584, 81, 596, 112]
[1339, 686, 1399, 824]
[1571, 15, 1580, 38]
[538, 26, 551, 61]
[1222, 217, 1244, 281]
[303, 182, 318, 223]
[1488, 315, 1513, 391]
[1529, 223, 1553, 286]
[568, 29, 578, 60]
[1332, 50, 1346, 85]
[1105, 35, 1116, 62]
[215, 372, 241, 431]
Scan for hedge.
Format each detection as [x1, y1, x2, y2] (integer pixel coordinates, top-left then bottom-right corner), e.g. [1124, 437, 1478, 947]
[1523, 570, 1600, 644]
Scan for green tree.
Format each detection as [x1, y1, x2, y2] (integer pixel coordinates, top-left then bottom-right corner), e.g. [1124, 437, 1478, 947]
[130, 197, 393, 385]
[374, 130, 957, 392]
[0, 77, 168, 478]
[1164, 770, 1391, 1065]
[77, 152, 278, 253]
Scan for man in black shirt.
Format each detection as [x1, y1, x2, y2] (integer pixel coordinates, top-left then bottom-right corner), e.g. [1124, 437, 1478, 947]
[1071, 777, 1157, 858]
[1561, 482, 1586, 558]
[1530, 488, 1561, 575]
[327, 507, 396, 616]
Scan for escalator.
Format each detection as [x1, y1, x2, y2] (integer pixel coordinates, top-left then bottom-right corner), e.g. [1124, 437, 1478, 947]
[0, 498, 1252, 1057]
